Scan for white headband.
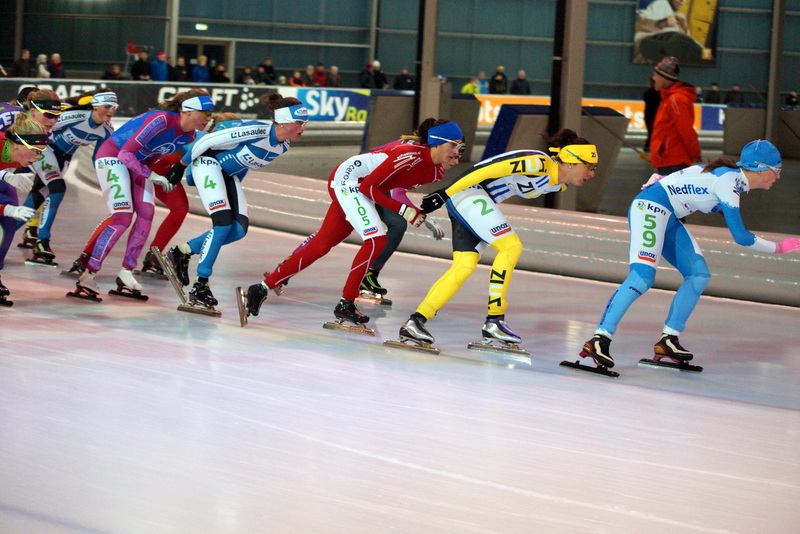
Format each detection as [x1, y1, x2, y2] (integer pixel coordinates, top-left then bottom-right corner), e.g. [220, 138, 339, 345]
[181, 95, 214, 112]
[92, 92, 118, 108]
[273, 104, 309, 124]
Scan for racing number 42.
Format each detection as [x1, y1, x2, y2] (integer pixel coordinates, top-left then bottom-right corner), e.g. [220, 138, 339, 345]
[105, 168, 125, 199]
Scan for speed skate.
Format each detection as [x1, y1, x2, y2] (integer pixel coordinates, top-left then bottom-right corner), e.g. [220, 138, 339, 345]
[152, 246, 220, 317]
[323, 298, 375, 336]
[322, 319, 375, 336]
[467, 339, 531, 357]
[639, 356, 703, 372]
[383, 339, 440, 355]
[356, 290, 392, 306]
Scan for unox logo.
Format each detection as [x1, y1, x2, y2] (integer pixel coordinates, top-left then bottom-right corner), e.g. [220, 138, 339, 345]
[363, 226, 378, 237]
[209, 199, 227, 211]
[112, 201, 130, 211]
[666, 183, 709, 195]
[637, 250, 657, 263]
[490, 223, 511, 236]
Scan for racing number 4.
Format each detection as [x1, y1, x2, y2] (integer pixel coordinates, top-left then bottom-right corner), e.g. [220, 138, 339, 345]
[642, 213, 657, 248]
[105, 169, 125, 199]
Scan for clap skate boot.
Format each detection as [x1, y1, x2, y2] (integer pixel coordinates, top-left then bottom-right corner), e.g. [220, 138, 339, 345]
[323, 298, 375, 335]
[167, 246, 192, 286]
[560, 334, 620, 378]
[67, 271, 102, 302]
[384, 313, 440, 354]
[61, 253, 89, 278]
[639, 334, 703, 372]
[134, 250, 167, 280]
[179, 280, 221, 318]
[150, 246, 188, 304]
[26, 239, 58, 267]
[266, 256, 291, 296]
[468, 315, 531, 357]
[109, 268, 148, 300]
[357, 270, 392, 306]
[0, 275, 13, 307]
[16, 226, 37, 249]
[235, 283, 269, 327]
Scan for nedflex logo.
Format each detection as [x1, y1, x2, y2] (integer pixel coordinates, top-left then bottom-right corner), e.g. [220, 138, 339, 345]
[666, 183, 709, 195]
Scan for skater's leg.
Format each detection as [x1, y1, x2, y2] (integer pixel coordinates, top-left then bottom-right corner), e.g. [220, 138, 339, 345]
[416, 251, 480, 319]
[343, 234, 387, 301]
[369, 205, 407, 273]
[596, 263, 655, 336]
[121, 174, 155, 270]
[83, 215, 112, 255]
[661, 226, 710, 335]
[486, 233, 523, 316]
[87, 157, 134, 273]
[150, 183, 188, 251]
[0, 181, 20, 270]
[36, 183, 65, 240]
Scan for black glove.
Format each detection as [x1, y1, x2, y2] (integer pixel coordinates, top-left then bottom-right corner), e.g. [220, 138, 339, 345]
[165, 162, 187, 186]
[421, 189, 449, 214]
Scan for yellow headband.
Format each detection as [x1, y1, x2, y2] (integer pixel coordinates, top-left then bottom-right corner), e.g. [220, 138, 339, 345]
[551, 144, 598, 165]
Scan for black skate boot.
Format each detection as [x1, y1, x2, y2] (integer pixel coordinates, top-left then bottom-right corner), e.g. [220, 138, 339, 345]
[17, 226, 37, 249]
[360, 270, 387, 295]
[324, 298, 375, 335]
[179, 279, 221, 317]
[167, 246, 191, 286]
[639, 334, 703, 372]
[27, 238, 57, 267]
[136, 250, 166, 279]
[0, 275, 13, 307]
[61, 252, 89, 277]
[467, 315, 530, 356]
[384, 313, 440, 354]
[236, 283, 269, 326]
[560, 334, 620, 378]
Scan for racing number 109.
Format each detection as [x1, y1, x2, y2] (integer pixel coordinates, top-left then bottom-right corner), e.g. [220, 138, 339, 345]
[642, 214, 657, 248]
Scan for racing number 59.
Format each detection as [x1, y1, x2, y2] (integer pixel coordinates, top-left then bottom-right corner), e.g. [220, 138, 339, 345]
[642, 214, 657, 248]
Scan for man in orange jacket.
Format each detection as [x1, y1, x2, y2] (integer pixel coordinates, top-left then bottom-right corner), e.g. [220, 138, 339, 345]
[649, 56, 701, 175]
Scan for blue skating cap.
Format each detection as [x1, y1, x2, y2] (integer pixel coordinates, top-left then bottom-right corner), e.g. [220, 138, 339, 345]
[736, 140, 781, 171]
[181, 95, 215, 112]
[426, 122, 463, 146]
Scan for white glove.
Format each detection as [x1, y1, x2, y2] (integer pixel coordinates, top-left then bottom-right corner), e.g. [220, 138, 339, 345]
[397, 204, 426, 227]
[424, 219, 445, 240]
[3, 205, 36, 221]
[148, 171, 174, 193]
[641, 173, 663, 190]
[2, 172, 35, 190]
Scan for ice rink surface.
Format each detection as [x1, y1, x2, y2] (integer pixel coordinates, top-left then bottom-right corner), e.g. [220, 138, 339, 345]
[1, 175, 799, 534]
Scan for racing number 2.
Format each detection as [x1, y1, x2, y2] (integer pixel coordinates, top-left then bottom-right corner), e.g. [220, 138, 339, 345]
[472, 197, 494, 216]
[642, 214, 657, 248]
[105, 168, 125, 199]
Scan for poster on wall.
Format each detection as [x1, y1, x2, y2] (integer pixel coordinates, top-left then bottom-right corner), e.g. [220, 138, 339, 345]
[633, 0, 719, 67]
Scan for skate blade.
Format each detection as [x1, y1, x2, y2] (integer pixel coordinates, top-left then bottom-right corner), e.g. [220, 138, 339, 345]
[560, 360, 620, 378]
[357, 292, 392, 306]
[133, 269, 168, 281]
[383, 339, 440, 355]
[25, 259, 58, 268]
[60, 269, 81, 278]
[0, 298, 13, 307]
[235, 286, 249, 327]
[16, 242, 34, 249]
[467, 340, 531, 357]
[66, 290, 102, 303]
[150, 246, 187, 304]
[639, 358, 703, 373]
[322, 320, 375, 336]
[108, 289, 149, 301]
[178, 303, 221, 317]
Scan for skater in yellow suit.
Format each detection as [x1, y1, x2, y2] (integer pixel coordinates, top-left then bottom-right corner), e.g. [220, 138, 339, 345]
[397, 128, 598, 349]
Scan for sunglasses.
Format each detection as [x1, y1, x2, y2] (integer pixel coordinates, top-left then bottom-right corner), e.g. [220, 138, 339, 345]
[429, 135, 466, 151]
[13, 133, 47, 153]
[31, 101, 63, 120]
[755, 161, 781, 175]
[294, 120, 308, 126]
[565, 148, 597, 171]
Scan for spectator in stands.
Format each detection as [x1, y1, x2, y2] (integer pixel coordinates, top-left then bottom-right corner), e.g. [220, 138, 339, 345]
[394, 67, 414, 90]
[643, 76, 660, 152]
[327, 66, 343, 88]
[460, 76, 481, 94]
[372, 60, 389, 89]
[301, 65, 316, 87]
[359, 63, 376, 89]
[313, 63, 328, 87]
[704, 82, 721, 104]
[170, 57, 189, 81]
[289, 70, 305, 87]
[277, 75, 287, 85]
[211, 64, 231, 84]
[10, 49, 32, 78]
[101, 64, 123, 81]
[191, 55, 211, 83]
[151, 51, 169, 81]
[131, 51, 151, 81]
[35, 54, 50, 78]
[237, 65, 256, 85]
[489, 66, 508, 94]
[724, 83, 744, 105]
[261, 57, 276, 85]
[166, 56, 175, 80]
[252, 65, 269, 85]
[784, 90, 799, 109]
[47, 53, 65, 78]
[476, 71, 488, 94]
[509, 70, 531, 95]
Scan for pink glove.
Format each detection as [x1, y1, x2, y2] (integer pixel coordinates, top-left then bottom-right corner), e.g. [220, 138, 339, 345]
[775, 237, 800, 254]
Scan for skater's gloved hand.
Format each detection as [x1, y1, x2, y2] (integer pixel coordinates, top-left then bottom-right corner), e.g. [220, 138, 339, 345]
[147, 171, 174, 193]
[641, 173, 663, 190]
[3, 205, 36, 221]
[424, 219, 445, 240]
[776, 237, 800, 253]
[420, 189, 449, 213]
[397, 204, 426, 227]
[0, 170, 35, 190]
[165, 162, 187, 186]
